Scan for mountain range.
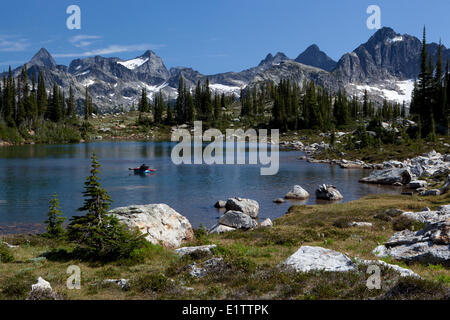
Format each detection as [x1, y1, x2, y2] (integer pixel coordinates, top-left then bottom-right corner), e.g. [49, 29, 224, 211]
[3, 27, 449, 113]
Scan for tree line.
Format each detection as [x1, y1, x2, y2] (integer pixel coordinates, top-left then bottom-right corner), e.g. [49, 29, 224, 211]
[410, 27, 450, 139]
[137, 76, 231, 126]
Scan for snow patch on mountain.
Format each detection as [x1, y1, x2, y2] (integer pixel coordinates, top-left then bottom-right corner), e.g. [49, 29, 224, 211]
[81, 78, 96, 87]
[388, 36, 404, 43]
[209, 83, 242, 95]
[77, 70, 90, 76]
[117, 57, 149, 70]
[348, 79, 414, 105]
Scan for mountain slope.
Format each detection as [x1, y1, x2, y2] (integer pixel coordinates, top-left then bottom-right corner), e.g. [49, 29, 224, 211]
[2, 27, 448, 113]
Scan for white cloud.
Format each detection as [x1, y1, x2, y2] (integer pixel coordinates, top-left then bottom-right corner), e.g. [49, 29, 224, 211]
[69, 34, 102, 48]
[53, 44, 165, 58]
[0, 35, 29, 52]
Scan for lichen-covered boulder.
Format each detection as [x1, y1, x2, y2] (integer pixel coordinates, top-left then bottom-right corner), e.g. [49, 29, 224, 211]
[108, 204, 194, 248]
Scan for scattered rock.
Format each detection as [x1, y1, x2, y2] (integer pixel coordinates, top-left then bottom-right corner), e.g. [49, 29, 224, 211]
[218, 211, 258, 230]
[408, 180, 428, 189]
[285, 185, 310, 200]
[225, 197, 259, 218]
[260, 218, 273, 228]
[208, 224, 236, 234]
[108, 204, 194, 248]
[189, 258, 226, 278]
[315, 184, 343, 201]
[27, 277, 60, 300]
[214, 200, 226, 209]
[356, 259, 420, 278]
[273, 198, 285, 204]
[350, 222, 373, 227]
[175, 245, 217, 257]
[373, 206, 450, 265]
[360, 168, 412, 185]
[280, 246, 356, 273]
[103, 279, 130, 290]
[440, 174, 450, 194]
[2, 241, 19, 249]
[419, 189, 441, 196]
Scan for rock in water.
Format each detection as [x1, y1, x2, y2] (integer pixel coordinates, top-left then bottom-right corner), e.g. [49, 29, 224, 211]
[315, 184, 343, 201]
[281, 246, 356, 272]
[218, 211, 258, 230]
[285, 185, 310, 200]
[225, 197, 259, 218]
[108, 204, 194, 248]
[214, 200, 226, 209]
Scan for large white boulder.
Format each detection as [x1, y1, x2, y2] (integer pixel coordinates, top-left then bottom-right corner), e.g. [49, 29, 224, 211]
[109, 204, 194, 248]
[281, 246, 356, 273]
[285, 185, 310, 200]
[31, 277, 52, 292]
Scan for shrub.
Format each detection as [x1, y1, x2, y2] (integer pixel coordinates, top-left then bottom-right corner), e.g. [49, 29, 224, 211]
[374, 212, 393, 222]
[0, 272, 34, 300]
[392, 216, 425, 231]
[380, 277, 450, 300]
[134, 273, 173, 293]
[333, 217, 352, 228]
[0, 244, 14, 263]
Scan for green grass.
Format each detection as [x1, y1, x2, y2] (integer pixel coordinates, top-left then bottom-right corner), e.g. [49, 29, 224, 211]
[1, 193, 449, 300]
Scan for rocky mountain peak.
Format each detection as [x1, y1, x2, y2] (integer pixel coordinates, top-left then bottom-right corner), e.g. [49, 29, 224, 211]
[29, 48, 57, 69]
[295, 44, 337, 72]
[258, 52, 289, 68]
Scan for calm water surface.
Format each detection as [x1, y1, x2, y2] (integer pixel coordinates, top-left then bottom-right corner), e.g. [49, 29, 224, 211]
[0, 142, 399, 231]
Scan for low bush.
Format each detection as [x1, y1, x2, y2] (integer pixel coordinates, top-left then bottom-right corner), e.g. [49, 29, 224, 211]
[0, 272, 35, 300]
[392, 216, 425, 231]
[0, 244, 14, 263]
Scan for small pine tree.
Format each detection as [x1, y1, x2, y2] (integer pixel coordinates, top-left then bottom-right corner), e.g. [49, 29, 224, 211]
[67, 153, 144, 260]
[45, 193, 66, 238]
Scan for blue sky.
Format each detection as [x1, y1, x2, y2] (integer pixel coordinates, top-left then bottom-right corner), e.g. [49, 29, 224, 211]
[0, 0, 449, 74]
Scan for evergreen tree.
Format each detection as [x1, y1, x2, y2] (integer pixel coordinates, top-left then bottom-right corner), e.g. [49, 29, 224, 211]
[45, 193, 66, 238]
[139, 88, 149, 113]
[67, 153, 144, 260]
[165, 97, 173, 125]
[48, 82, 62, 122]
[67, 85, 75, 118]
[37, 71, 47, 117]
[84, 86, 91, 120]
